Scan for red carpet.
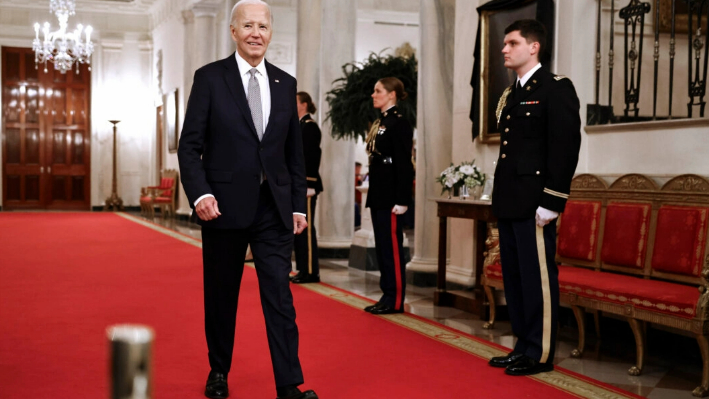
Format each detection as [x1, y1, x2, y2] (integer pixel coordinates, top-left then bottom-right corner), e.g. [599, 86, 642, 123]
[0, 213, 640, 398]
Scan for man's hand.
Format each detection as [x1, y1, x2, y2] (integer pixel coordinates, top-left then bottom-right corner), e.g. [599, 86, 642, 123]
[535, 206, 559, 227]
[294, 214, 308, 234]
[306, 188, 316, 197]
[391, 205, 408, 215]
[196, 196, 221, 221]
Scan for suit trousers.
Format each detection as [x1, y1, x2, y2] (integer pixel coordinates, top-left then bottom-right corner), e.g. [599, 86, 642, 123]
[201, 183, 304, 388]
[497, 217, 559, 364]
[371, 208, 406, 310]
[294, 194, 319, 276]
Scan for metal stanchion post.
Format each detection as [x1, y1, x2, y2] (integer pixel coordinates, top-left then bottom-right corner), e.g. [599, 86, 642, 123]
[107, 324, 154, 399]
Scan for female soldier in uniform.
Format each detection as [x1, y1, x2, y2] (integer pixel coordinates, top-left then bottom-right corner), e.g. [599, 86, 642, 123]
[363, 77, 414, 315]
[291, 92, 323, 284]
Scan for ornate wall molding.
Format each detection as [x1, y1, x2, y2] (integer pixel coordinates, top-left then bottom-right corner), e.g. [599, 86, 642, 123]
[662, 175, 709, 193]
[571, 174, 608, 189]
[610, 174, 658, 190]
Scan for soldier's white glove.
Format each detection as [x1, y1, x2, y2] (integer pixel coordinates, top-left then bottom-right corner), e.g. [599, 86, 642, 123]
[535, 206, 559, 227]
[306, 188, 316, 197]
[392, 205, 408, 215]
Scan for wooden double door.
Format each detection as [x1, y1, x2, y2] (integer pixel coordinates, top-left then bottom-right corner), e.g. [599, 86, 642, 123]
[2, 47, 91, 210]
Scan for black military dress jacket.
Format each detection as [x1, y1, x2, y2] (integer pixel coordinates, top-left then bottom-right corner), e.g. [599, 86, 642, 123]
[491, 68, 581, 219]
[299, 114, 323, 194]
[366, 106, 414, 210]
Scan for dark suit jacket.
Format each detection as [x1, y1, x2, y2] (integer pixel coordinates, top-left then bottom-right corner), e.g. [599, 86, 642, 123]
[178, 54, 307, 230]
[492, 68, 581, 219]
[299, 114, 323, 194]
[365, 106, 414, 210]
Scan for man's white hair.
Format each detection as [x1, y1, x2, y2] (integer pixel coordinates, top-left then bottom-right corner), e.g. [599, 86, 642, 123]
[231, 0, 273, 26]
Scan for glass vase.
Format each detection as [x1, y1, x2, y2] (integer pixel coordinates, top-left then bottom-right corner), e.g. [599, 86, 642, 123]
[459, 185, 470, 200]
[472, 185, 482, 199]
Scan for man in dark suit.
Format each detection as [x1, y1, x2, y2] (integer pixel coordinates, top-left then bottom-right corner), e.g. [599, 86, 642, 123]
[488, 19, 581, 376]
[177, 1, 317, 398]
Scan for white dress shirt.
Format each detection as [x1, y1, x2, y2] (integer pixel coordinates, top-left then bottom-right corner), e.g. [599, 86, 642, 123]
[517, 62, 542, 87]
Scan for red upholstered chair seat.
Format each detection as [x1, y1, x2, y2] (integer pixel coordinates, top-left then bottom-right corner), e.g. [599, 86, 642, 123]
[558, 200, 602, 261]
[484, 263, 503, 281]
[601, 203, 651, 269]
[139, 196, 152, 203]
[558, 265, 699, 319]
[651, 205, 709, 277]
[153, 197, 172, 204]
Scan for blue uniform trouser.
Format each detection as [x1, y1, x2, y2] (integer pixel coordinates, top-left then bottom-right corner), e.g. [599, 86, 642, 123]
[497, 217, 559, 364]
[371, 208, 406, 310]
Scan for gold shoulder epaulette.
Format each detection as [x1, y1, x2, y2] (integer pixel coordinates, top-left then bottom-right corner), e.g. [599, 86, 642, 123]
[554, 75, 569, 81]
[495, 85, 513, 127]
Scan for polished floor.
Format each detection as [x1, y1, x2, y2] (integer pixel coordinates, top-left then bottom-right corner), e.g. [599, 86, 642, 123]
[139, 214, 704, 399]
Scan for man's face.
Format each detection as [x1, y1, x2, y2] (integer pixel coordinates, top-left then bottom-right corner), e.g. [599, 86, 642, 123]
[502, 30, 538, 73]
[231, 4, 272, 66]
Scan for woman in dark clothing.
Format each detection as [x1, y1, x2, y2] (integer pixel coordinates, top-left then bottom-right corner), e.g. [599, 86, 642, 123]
[291, 92, 323, 284]
[363, 77, 414, 315]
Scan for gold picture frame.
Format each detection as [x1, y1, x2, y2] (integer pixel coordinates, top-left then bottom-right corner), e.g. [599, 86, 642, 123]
[658, 0, 708, 34]
[165, 89, 179, 153]
[477, 3, 537, 144]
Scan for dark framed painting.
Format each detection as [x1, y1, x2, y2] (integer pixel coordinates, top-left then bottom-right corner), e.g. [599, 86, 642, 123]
[477, 3, 537, 143]
[658, 0, 708, 34]
[165, 89, 178, 153]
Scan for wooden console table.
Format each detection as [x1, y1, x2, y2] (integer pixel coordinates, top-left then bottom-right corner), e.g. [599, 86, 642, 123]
[435, 198, 496, 316]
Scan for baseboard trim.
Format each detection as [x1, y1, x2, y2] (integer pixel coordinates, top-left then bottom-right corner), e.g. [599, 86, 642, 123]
[91, 206, 141, 212]
[406, 269, 437, 287]
[318, 247, 350, 259]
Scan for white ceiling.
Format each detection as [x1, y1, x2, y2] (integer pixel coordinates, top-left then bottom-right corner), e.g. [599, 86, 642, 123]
[0, 0, 161, 14]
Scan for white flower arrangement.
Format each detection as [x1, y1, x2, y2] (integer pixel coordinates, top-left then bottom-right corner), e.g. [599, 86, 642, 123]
[436, 160, 486, 196]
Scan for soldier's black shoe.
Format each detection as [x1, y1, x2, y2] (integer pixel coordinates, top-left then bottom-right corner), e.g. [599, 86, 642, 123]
[369, 304, 404, 315]
[504, 356, 554, 376]
[205, 371, 228, 398]
[488, 352, 525, 368]
[276, 385, 318, 399]
[364, 302, 383, 312]
[291, 273, 320, 284]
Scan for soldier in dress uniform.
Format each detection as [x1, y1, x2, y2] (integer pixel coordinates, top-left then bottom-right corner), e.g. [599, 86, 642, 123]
[363, 77, 414, 315]
[487, 19, 581, 376]
[291, 92, 323, 284]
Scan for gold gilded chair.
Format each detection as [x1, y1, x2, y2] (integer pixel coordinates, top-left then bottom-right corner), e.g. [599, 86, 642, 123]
[140, 169, 178, 218]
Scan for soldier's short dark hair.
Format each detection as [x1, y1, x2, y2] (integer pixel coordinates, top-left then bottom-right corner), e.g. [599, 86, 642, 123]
[505, 19, 547, 61]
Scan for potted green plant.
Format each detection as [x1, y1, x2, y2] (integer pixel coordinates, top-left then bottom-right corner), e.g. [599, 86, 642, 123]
[325, 51, 417, 141]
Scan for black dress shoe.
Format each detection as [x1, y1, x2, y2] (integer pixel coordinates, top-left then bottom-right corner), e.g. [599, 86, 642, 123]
[291, 273, 320, 284]
[504, 356, 554, 376]
[205, 371, 228, 399]
[488, 352, 525, 368]
[364, 302, 382, 312]
[276, 385, 318, 399]
[369, 304, 404, 315]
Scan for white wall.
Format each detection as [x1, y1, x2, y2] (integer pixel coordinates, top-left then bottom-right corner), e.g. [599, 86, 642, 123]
[152, 9, 188, 213]
[268, 5, 298, 77]
[92, 35, 154, 208]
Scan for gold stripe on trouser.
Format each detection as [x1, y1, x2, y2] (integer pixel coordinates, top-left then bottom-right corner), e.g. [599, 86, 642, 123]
[535, 224, 553, 364]
[307, 196, 313, 274]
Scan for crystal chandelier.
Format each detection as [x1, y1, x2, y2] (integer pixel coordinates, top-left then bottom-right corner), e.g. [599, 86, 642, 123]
[32, 0, 93, 74]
